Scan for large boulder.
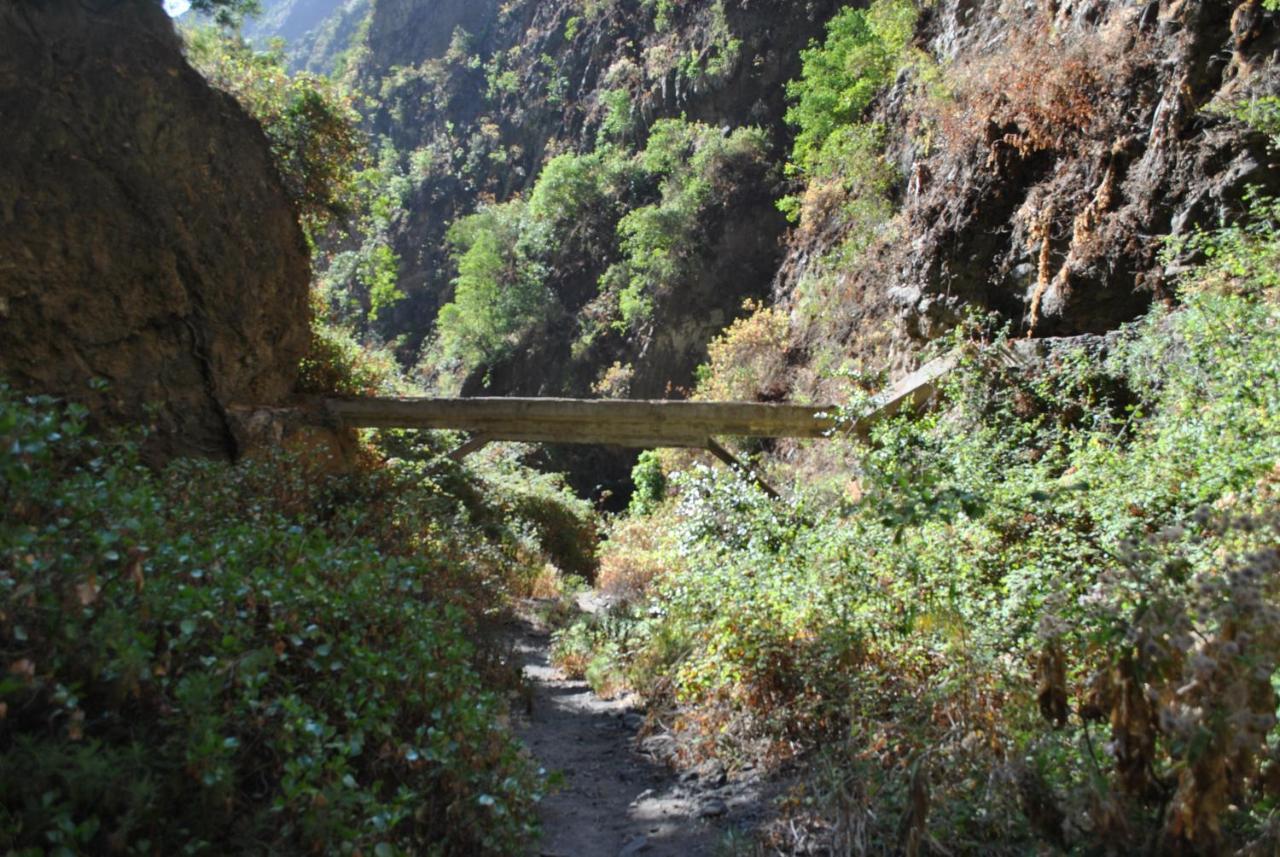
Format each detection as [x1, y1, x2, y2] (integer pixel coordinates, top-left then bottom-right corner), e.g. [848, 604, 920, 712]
[0, 0, 310, 459]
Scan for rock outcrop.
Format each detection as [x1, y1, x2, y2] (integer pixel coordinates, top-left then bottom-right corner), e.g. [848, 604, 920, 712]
[0, 0, 311, 459]
[775, 0, 1280, 383]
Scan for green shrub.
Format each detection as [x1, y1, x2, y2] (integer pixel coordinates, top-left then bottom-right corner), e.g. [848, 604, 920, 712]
[188, 0, 260, 29]
[435, 200, 551, 376]
[0, 389, 543, 855]
[298, 313, 405, 397]
[784, 0, 917, 176]
[598, 88, 639, 143]
[474, 455, 601, 581]
[525, 150, 627, 240]
[424, 119, 769, 382]
[780, 0, 918, 227]
[603, 120, 770, 332]
[596, 196, 1280, 851]
[628, 451, 667, 516]
[183, 28, 363, 239]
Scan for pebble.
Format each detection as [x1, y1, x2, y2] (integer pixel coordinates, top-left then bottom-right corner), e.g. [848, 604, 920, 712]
[698, 798, 728, 818]
[680, 759, 727, 787]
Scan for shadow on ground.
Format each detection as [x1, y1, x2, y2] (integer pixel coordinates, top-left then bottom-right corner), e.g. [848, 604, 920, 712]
[512, 603, 770, 857]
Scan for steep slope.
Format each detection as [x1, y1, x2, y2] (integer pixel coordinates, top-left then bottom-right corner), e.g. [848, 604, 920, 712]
[354, 0, 1278, 386]
[0, 0, 310, 459]
[353, 0, 840, 372]
[302, 0, 1278, 502]
[240, 0, 370, 72]
[769, 0, 1280, 392]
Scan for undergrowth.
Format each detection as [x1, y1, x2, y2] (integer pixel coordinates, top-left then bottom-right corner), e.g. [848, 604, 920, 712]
[0, 387, 603, 855]
[559, 195, 1280, 853]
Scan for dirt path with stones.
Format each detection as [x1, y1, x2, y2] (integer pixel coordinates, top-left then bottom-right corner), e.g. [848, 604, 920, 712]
[513, 597, 768, 857]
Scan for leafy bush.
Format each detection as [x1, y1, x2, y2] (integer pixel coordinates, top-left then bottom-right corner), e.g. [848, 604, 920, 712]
[598, 88, 640, 143]
[525, 149, 641, 251]
[183, 28, 363, 238]
[595, 516, 670, 607]
[693, 299, 790, 402]
[298, 293, 406, 397]
[311, 138, 413, 330]
[472, 453, 601, 581]
[628, 450, 667, 517]
[603, 120, 770, 332]
[550, 611, 640, 700]
[423, 119, 768, 384]
[187, 0, 260, 28]
[0, 390, 546, 855]
[434, 200, 551, 378]
[593, 197, 1280, 852]
[187, 28, 409, 336]
[784, 0, 917, 183]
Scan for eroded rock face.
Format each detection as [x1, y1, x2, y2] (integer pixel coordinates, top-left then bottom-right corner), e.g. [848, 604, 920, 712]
[0, 0, 310, 459]
[776, 0, 1280, 380]
[901, 0, 1278, 337]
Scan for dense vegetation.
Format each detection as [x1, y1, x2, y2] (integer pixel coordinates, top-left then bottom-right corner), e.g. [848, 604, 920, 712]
[542, 1, 1280, 852]
[5, 0, 1278, 853]
[0, 379, 609, 853]
[556, 192, 1280, 853]
[1, 17, 597, 855]
[424, 119, 772, 392]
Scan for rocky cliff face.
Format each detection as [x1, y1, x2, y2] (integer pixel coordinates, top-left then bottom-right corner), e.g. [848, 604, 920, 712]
[304, 0, 1276, 495]
[775, 0, 1280, 387]
[240, 0, 371, 73]
[356, 0, 839, 370]
[355, 0, 1278, 393]
[0, 0, 311, 459]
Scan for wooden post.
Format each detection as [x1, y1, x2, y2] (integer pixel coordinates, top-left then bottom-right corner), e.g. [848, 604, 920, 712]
[706, 437, 780, 500]
[447, 433, 491, 462]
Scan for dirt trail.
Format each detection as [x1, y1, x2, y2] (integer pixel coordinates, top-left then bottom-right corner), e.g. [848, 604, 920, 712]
[513, 598, 767, 857]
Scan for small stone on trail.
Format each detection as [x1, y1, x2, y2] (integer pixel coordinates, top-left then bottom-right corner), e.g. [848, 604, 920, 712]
[622, 712, 646, 731]
[698, 798, 729, 818]
[639, 734, 677, 761]
[681, 759, 727, 787]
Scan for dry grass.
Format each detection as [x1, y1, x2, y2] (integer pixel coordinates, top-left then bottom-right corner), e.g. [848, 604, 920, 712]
[596, 516, 669, 606]
[931, 7, 1152, 161]
[694, 299, 792, 402]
